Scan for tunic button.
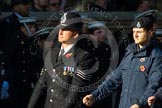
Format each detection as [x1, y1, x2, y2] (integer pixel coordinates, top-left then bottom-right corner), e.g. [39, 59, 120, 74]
[1, 62, 5, 65]
[53, 69, 55, 72]
[0, 51, 2, 54]
[23, 79, 26, 82]
[52, 79, 55, 82]
[22, 69, 26, 73]
[17, 35, 20, 38]
[51, 89, 54, 92]
[21, 41, 24, 45]
[106, 48, 109, 50]
[95, 57, 98, 60]
[50, 99, 53, 102]
[22, 60, 26, 63]
[22, 51, 25, 54]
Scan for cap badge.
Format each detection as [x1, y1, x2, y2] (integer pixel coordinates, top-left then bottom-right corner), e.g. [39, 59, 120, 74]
[137, 22, 141, 28]
[61, 13, 67, 24]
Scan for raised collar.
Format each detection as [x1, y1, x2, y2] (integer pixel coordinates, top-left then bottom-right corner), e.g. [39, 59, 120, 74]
[126, 40, 155, 57]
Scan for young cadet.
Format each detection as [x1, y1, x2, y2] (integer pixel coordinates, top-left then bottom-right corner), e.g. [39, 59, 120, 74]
[82, 17, 162, 108]
[27, 11, 97, 108]
[13, 17, 43, 108]
[87, 21, 112, 108]
[0, 0, 31, 67]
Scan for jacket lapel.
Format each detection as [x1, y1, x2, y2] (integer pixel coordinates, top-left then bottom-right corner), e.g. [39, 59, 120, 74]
[51, 46, 79, 68]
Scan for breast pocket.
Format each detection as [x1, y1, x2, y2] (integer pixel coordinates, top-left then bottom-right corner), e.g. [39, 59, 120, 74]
[137, 58, 153, 78]
[131, 58, 153, 98]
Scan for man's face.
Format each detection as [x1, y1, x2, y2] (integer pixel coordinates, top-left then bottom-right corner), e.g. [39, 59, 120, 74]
[137, 1, 152, 12]
[38, 0, 49, 6]
[133, 28, 152, 48]
[16, 3, 31, 16]
[20, 24, 37, 36]
[48, 0, 61, 11]
[58, 28, 78, 44]
[93, 28, 106, 42]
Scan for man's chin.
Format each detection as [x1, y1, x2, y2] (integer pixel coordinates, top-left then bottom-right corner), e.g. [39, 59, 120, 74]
[134, 40, 140, 44]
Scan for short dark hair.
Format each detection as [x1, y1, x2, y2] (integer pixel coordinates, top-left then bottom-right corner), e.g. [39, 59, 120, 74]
[88, 27, 99, 35]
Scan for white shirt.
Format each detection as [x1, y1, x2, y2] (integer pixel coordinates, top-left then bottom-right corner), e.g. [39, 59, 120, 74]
[59, 44, 75, 55]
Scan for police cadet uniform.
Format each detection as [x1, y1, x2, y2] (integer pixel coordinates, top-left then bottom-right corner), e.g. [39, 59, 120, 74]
[0, 0, 32, 81]
[87, 21, 111, 81]
[28, 12, 97, 108]
[16, 17, 43, 108]
[87, 21, 112, 108]
[1, 16, 43, 108]
[0, 0, 36, 108]
[113, 9, 161, 108]
[85, 17, 162, 108]
[0, 0, 31, 82]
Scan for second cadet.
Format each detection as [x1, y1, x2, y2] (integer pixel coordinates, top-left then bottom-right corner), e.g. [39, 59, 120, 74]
[83, 17, 162, 108]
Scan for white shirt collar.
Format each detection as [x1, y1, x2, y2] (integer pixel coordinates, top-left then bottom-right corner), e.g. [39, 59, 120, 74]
[59, 44, 75, 55]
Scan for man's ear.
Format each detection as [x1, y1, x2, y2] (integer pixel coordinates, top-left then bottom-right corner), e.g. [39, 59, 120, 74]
[149, 30, 154, 38]
[20, 26, 25, 33]
[73, 32, 79, 39]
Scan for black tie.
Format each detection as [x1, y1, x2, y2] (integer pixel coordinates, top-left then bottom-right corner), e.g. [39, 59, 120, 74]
[58, 49, 64, 61]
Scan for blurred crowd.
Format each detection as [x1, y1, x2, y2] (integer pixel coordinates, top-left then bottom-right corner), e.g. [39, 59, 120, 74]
[0, 0, 162, 12]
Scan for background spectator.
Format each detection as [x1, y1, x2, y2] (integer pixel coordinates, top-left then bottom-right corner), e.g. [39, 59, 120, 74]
[31, 0, 49, 11]
[83, 0, 117, 11]
[0, 0, 12, 11]
[47, 0, 62, 11]
[156, 1, 162, 12]
[137, 0, 156, 12]
[63, 0, 80, 11]
[87, 21, 112, 108]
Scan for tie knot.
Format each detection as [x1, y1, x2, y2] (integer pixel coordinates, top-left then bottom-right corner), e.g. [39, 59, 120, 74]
[60, 49, 64, 55]
[57, 49, 64, 61]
